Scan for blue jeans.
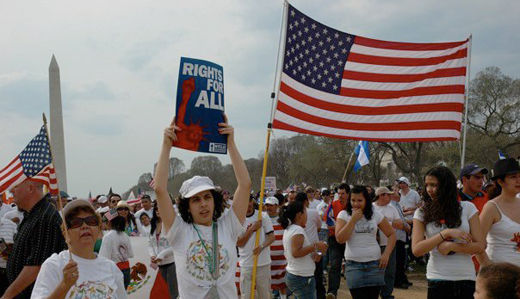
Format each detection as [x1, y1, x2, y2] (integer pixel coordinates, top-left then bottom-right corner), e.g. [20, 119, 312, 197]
[286, 272, 316, 299]
[380, 246, 396, 299]
[427, 280, 475, 299]
[327, 236, 345, 295]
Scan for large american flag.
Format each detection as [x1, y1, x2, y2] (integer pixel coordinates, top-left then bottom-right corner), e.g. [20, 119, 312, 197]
[0, 126, 58, 194]
[273, 4, 469, 142]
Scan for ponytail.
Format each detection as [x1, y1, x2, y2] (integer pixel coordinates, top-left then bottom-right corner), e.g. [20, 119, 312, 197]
[278, 201, 305, 229]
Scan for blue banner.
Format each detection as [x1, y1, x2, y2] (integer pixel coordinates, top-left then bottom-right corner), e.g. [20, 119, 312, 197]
[173, 57, 227, 154]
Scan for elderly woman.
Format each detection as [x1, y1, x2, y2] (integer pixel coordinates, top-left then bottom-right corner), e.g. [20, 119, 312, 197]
[154, 115, 251, 298]
[31, 199, 126, 298]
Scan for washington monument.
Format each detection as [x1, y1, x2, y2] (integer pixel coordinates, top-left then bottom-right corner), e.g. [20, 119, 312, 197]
[49, 55, 67, 192]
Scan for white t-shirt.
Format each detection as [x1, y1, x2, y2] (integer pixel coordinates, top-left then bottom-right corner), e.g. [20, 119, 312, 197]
[99, 230, 134, 263]
[31, 250, 127, 299]
[337, 210, 384, 262]
[316, 201, 329, 229]
[304, 208, 321, 243]
[238, 210, 274, 267]
[148, 231, 175, 265]
[372, 203, 400, 246]
[0, 204, 13, 221]
[414, 201, 478, 281]
[283, 224, 315, 276]
[308, 199, 322, 210]
[164, 208, 243, 299]
[400, 189, 421, 221]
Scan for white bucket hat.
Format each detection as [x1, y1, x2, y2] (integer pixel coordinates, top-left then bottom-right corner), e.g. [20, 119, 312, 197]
[180, 176, 216, 198]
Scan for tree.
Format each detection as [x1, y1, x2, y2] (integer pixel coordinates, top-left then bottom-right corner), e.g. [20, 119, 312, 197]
[468, 66, 520, 157]
[189, 156, 223, 178]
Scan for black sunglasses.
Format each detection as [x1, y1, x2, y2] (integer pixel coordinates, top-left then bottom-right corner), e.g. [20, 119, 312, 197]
[117, 207, 129, 211]
[67, 216, 99, 229]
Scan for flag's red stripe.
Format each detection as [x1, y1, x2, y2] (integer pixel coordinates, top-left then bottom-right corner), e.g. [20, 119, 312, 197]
[343, 67, 466, 83]
[272, 119, 458, 142]
[0, 156, 21, 175]
[348, 48, 467, 67]
[354, 36, 468, 51]
[270, 245, 284, 250]
[280, 82, 464, 114]
[0, 172, 24, 194]
[271, 255, 288, 261]
[271, 265, 287, 271]
[277, 101, 461, 132]
[0, 164, 22, 183]
[340, 85, 465, 99]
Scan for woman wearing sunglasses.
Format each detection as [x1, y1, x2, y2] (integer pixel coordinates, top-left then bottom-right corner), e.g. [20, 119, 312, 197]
[116, 201, 139, 236]
[31, 199, 127, 298]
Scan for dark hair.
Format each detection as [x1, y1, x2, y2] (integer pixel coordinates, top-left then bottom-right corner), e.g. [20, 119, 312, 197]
[294, 192, 308, 204]
[338, 183, 350, 193]
[274, 193, 285, 206]
[110, 216, 126, 233]
[150, 202, 161, 235]
[278, 200, 305, 229]
[64, 206, 100, 229]
[139, 213, 150, 221]
[421, 166, 461, 228]
[110, 193, 121, 200]
[322, 189, 331, 196]
[177, 189, 224, 224]
[141, 195, 152, 202]
[478, 262, 520, 299]
[346, 185, 373, 220]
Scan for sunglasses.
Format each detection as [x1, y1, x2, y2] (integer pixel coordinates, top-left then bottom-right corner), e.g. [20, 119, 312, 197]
[117, 207, 129, 211]
[67, 216, 99, 229]
[110, 200, 118, 204]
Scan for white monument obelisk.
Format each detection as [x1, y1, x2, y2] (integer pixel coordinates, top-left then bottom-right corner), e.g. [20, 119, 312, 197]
[49, 55, 68, 192]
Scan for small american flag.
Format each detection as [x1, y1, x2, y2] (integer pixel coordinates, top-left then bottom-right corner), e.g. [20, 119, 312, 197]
[273, 4, 469, 142]
[0, 126, 58, 194]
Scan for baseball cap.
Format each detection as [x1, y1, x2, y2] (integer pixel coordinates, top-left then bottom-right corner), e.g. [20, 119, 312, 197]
[97, 195, 108, 204]
[460, 164, 488, 179]
[396, 177, 411, 186]
[375, 187, 394, 197]
[62, 199, 96, 220]
[265, 197, 279, 205]
[179, 176, 215, 198]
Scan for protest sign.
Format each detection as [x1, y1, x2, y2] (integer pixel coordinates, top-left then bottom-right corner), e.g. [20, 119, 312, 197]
[173, 57, 227, 154]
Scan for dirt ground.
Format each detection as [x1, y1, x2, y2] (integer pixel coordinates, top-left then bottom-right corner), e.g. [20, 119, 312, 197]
[336, 270, 427, 299]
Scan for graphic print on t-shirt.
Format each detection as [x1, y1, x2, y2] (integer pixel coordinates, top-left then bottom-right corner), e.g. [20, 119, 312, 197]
[68, 280, 115, 299]
[354, 219, 377, 234]
[186, 239, 230, 281]
[511, 232, 520, 252]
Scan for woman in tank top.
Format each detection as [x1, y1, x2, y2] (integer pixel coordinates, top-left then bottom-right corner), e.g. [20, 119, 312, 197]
[477, 158, 520, 267]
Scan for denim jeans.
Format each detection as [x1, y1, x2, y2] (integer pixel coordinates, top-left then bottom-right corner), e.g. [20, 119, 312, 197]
[327, 235, 345, 295]
[427, 280, 475, 299]
[394, 240, 408, 286]
[286, 272, 316, 299]
[380, 246, 396, 299]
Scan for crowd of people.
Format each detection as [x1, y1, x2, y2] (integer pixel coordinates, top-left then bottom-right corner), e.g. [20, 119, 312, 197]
[0, 116, 519, 299]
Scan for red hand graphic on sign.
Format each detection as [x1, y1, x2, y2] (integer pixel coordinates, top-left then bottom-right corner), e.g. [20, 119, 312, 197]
[173, 77, 209, 151]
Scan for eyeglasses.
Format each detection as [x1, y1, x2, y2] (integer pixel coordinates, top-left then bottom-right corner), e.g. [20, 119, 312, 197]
[67, 216, 99, 229]
[110, 200, 118, 204]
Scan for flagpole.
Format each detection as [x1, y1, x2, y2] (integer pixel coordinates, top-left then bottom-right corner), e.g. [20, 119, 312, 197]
[250, 2, 289, 298]
[460, 34, 472, 169]
[43, 113, 71, 258]
[341, 141, 359, 182]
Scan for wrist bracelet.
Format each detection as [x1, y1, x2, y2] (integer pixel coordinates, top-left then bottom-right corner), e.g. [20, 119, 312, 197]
[439, 231, 446, 241]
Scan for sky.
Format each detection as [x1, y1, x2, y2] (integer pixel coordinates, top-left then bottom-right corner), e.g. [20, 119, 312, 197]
[1, 0, 519, 197]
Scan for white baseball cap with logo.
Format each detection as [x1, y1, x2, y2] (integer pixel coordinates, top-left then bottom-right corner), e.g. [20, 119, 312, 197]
[265, 196, 279, 205]
[179, 176, 216, 198]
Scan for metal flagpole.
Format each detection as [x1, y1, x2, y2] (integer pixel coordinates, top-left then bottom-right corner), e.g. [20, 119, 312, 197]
[250, 1, 289, 298]
[43, 113, 72, 258]
[460, 34, 472, 169]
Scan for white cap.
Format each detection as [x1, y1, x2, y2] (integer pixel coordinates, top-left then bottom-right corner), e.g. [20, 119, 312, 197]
[97, 195, 108, 204]
[397, 176, 411, 186]
[265, 196, 279, 205]
[179, 176, 215, 198]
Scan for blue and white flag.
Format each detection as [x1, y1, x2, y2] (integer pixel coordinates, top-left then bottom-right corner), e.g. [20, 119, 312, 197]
[498, 150, 506, 160]
[353, 141, 370, 172]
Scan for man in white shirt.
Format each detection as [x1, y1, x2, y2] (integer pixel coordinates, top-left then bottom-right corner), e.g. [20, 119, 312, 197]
[396, 177, 421, 223]
[373, 187, 403, 299]
[306, 186, 322, 210]
[236, 197, 275, 299]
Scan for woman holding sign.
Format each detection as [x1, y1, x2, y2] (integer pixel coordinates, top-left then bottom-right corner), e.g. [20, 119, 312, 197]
[154, 114, 251, 299]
